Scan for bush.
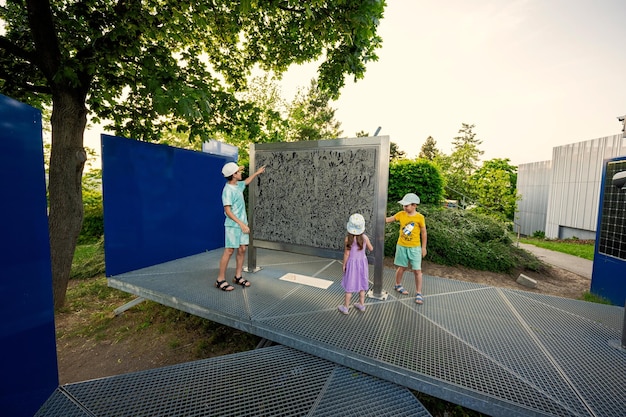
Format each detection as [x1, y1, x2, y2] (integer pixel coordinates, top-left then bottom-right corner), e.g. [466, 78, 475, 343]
[78, 169, 104, 244]
[388, 159, 444, 204]
[385, 204, 539, 273]
[79, 203, 104, 244]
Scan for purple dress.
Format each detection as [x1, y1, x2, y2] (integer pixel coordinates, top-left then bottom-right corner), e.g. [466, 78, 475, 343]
[342, 239, 370, 292]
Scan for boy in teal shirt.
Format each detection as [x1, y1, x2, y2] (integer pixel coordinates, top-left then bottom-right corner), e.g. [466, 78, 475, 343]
[216, 162, 265, 291]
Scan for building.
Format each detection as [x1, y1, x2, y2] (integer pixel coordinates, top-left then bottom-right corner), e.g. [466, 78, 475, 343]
[515, 133, 626, 239]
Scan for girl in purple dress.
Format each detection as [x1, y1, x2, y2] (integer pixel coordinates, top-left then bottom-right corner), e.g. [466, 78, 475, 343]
[338, 213, 373, 314]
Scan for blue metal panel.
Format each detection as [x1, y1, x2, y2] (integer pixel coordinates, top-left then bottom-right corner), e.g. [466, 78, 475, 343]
[0, 94, 59, 416]
[101, 134, 232, 275]
[591, 155, 626, 306]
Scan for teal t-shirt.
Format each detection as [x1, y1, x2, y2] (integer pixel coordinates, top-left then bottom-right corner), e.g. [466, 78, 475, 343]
[222, 181, 247, 227]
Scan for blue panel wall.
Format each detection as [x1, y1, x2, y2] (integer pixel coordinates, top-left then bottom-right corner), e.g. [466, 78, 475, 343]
[0, 95, 59, 416]
[591, 156, 626, 306]
[102, 135, 231, 276]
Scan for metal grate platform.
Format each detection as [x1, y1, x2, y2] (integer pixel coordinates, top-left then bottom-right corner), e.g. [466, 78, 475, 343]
[98, 249, 625, 417]
[36, 345, 429, 417]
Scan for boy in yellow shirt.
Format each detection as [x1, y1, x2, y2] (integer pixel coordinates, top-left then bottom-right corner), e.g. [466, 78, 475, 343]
[385, 193, 427, 304]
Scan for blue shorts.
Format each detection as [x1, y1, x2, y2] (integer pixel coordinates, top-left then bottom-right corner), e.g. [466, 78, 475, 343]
[394, 245, 422, 270]
[225, 226, 249, 248]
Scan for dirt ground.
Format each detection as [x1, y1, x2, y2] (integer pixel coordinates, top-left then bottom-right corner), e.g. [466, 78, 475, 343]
[55, 260, 590, 385]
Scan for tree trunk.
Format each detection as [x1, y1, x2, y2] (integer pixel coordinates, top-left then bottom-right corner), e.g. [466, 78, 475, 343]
[48, 91, 87, 309]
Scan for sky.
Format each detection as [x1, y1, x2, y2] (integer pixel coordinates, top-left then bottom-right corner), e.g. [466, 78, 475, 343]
[86, 0, 626, 167]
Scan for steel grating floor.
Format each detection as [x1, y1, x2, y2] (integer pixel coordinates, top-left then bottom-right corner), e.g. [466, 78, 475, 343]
[94, 248, 624, 417]
[36, 344, 429, 417]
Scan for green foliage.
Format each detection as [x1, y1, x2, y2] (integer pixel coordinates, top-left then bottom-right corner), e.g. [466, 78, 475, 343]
[580, 292, 612, 305]
[389, 141, 406, 161]
[386, 205, 543, 273]
[79, 169, 104, 244]
[469, 158, 519, 221]
[1, 1, 384, 142]
[439, 123, 484, 203]
[418, 136, 440, 161]
[532, 230, 546, 239]
[388, 159, 444, 205]
[286, 78, 343, 142]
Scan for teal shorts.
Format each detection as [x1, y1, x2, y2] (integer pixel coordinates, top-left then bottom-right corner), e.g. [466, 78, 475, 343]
[394, 245, 422, 270]
[225, 226, 249, 248]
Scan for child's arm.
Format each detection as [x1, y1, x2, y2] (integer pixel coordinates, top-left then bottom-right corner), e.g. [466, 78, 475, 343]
[420, 225, 427, 257]
[385, 213, 397, 223]
[364, 234, 374, 252]
[224, 205, 249, 234]
[244, 165, 266, 185]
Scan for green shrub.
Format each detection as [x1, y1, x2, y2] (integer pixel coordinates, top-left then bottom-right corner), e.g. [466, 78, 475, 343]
[388, 159, 444, 204]
[79, 203, 103, 244]
[385, 203, 538, 273]
[532, 230, 546, 239]
[79, 169, 104, 244]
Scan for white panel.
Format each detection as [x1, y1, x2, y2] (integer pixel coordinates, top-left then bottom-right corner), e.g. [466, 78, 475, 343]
[515, 160, 552, 236]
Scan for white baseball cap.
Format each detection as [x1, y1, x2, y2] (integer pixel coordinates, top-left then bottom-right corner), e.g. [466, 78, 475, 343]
[398, 193, 420, 205]
[221, 162, 239, 177]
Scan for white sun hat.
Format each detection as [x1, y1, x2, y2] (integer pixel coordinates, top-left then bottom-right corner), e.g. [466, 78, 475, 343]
[346, 213, 366, 235]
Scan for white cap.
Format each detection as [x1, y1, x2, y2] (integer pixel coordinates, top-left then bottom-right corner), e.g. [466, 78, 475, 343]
[398, 193, 420, 205]
[221, 162, 239, 177]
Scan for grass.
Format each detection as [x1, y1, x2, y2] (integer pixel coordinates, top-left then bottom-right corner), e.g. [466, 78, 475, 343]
[516, 237, 595, 261]
[58, 274, 260, 354]
[71, 238, 106, 279]
[580, 291, 612, 305]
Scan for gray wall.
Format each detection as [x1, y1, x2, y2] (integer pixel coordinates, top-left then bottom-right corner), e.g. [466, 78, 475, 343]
[515, 161, 552, 237]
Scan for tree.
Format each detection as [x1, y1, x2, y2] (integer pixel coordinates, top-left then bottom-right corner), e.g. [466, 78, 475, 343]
[214, 73, 290, 161]
[470, 158, 519, 221]
[0, 0, 385, 308]
[418, 136, 439, 161]
[286, 78, 343, 142]
[451, 123, 483, 176]
[442, 123, 484, 204]
[389, 141, 406, 161]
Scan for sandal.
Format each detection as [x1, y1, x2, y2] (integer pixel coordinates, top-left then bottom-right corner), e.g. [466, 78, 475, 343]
[233, 276, 251, 287]
[215, 279, 234, 291]
[354, 302, 366, 312]
[338, 305, 349, 315]
[394, 285, 409, 295]
[415, 293, 424, 304]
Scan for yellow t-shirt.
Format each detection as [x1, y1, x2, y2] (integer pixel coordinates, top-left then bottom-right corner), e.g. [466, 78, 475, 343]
[394, 211, 425, 248]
